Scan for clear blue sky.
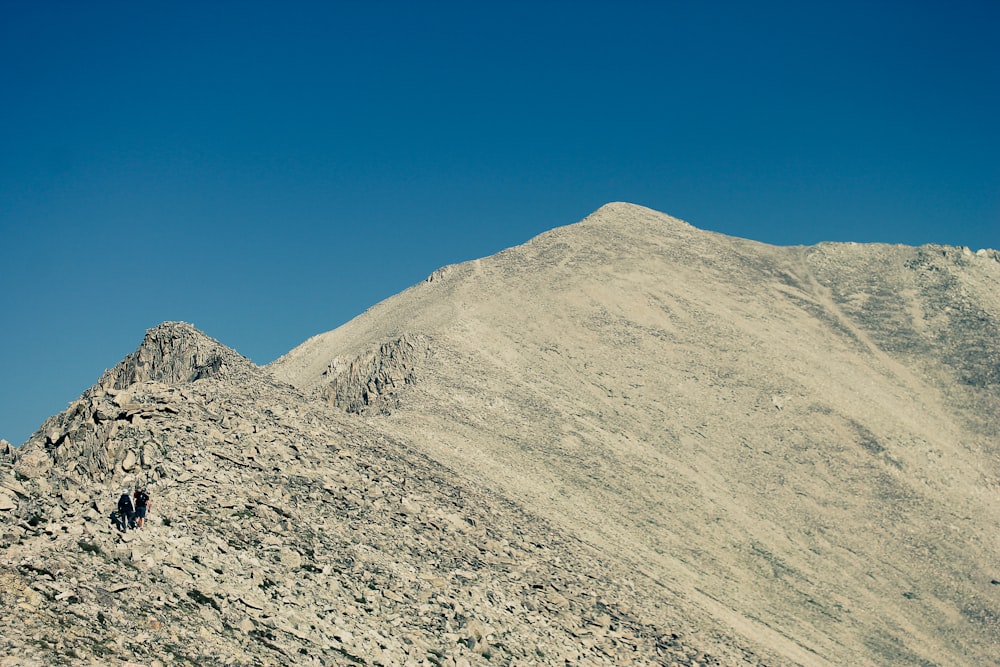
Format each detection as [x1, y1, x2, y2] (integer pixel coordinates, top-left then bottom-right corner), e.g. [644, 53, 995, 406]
[1, 1, 997, 445]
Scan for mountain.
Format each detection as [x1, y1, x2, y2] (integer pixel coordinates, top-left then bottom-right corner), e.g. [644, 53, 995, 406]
[3, 203, 1000, 666]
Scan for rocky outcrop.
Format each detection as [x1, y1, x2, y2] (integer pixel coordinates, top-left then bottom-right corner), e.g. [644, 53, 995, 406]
[0, 474, 20, 512]
[99, 321, 258, 389]
[319, 334, 429, 415]
[14, 323, 270, 485]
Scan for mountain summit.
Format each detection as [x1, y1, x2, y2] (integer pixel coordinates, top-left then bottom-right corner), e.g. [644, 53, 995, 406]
[3, 203, 1000, 666]
[100, 321, 258, 389]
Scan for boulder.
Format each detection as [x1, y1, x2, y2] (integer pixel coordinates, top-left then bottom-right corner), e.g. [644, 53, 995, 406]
[0, 492, 15, 511]
[140, 443, 157, 468]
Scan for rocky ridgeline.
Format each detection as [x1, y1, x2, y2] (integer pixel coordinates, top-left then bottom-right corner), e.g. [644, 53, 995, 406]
[319, 335, 429, 416]
[13, 322, 260, 483]
[101, 321, 260, 389]
[0, 324, 762, 666]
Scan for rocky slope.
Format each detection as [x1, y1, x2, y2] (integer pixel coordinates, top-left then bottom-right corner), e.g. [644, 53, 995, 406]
[271, 203, 1000, 666]
[4, 202, 1000, 666]
[1, 322, 764, 666]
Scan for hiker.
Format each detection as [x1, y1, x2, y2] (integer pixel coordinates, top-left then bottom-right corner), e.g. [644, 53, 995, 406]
[133, 487, 150, 529]
[116, 491, 134, 532]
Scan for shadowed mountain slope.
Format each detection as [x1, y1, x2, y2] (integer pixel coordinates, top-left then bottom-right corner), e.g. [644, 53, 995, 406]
[271, 202, 1000, 666]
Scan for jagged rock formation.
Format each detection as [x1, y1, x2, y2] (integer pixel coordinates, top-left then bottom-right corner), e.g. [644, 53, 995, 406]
[100, 321, 259, 389]
[13, 323, 257, 482]
[319, 335, 429, 415]
[4, 203, 1000, 666]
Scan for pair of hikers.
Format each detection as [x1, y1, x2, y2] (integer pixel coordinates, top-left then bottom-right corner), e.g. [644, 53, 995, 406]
[115, 487, 150, 532]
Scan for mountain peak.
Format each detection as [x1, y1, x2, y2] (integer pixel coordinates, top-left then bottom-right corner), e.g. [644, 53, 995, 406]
[9, 322, 263, 482]
[583, 201, 694, 229]
[99, 321, 255, 390]
[588, 201, 658, 216]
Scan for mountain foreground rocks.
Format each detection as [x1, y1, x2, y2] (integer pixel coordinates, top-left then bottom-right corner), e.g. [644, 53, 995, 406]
[3, 203, 1000, 666]
[1, 323, 749, 667]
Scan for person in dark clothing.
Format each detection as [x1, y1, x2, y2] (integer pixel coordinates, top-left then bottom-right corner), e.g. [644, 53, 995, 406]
[133, 488, 150, 529]
[116, 492, 134, 532]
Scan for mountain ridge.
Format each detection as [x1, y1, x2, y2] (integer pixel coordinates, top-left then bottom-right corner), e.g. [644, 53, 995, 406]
[270, 203, 1000, 665]
[3, 203, 1000, 666]
[2, 324, 763, 666]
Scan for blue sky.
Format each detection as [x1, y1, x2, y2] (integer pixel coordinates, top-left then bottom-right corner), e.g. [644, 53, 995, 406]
[1, 1, 997, 445]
